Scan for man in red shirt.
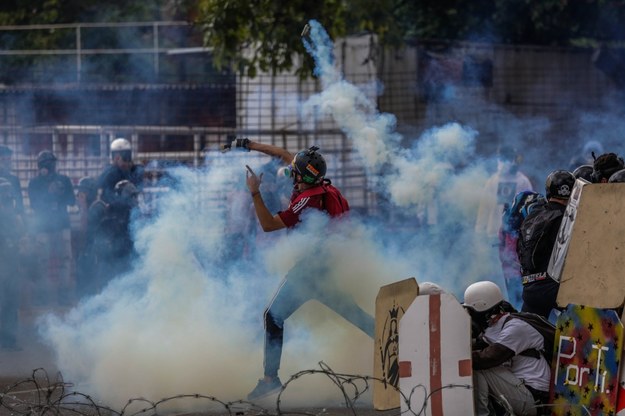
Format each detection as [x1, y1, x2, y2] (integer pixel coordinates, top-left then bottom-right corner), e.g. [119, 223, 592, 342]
[235, 138, 373, 400]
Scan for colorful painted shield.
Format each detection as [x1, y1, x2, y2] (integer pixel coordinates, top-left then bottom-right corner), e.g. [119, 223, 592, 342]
[616, 308, 625, 416]
[551, 304, 624, 416]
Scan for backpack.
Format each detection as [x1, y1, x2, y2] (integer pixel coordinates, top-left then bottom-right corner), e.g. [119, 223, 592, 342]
[504, 312, 556, 363]
[516, 204, 564, 274]
[502, 191, 546, 235]
[320, 180, 349, 217]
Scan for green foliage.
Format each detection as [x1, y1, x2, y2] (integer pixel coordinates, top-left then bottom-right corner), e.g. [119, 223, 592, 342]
[192, 0, 347, 78]
[192, 0, 625, 78]
[4, 0, 625, 80]
[0, 0, 164, 25]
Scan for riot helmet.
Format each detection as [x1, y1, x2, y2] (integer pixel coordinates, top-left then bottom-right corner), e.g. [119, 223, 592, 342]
[545, 170, 575, 200]
[37, 150, 57, 172]
[572, 164, 593, 182]
[608, 169, 625, 183]
[110, 138, 132, 162]
[463, 281, 504, 313]
[592, 152, 624, 183]
[291, 146, 326, 184]
[463, 281, 505, 331]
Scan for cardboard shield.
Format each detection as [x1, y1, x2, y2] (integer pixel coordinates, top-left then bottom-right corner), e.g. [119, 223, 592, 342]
[398, 292, 474, 416]
[554, 183, 625, 309]
[550, 304, 624, 416]
[373, 277, 419, 410]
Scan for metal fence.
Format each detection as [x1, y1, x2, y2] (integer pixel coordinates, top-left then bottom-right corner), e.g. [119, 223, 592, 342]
[0, 21, 213, 83]
[1, 21, 624, 217]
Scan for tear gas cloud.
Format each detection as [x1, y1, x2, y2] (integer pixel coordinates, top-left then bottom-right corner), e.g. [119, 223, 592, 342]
[40, 156, 411, 409]
[38, 19, 625, 410]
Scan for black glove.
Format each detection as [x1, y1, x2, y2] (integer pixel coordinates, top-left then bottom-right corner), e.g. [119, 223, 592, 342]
[221, 137, 250, 152]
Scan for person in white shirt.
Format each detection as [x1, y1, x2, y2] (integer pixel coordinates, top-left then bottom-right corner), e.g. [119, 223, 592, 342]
[463, 281, 550, 416]
[476, 146, 533, 238]
[474, 146, 533, 309]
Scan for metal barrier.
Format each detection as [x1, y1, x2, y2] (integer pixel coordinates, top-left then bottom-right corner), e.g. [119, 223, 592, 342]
[0, 124, 374, 214]
[0, 21, 204, 83]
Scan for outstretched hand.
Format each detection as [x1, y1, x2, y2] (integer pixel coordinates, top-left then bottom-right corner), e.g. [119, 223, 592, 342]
[246, 165, 263, 193]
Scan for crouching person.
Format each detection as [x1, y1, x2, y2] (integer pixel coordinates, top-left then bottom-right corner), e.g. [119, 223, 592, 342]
[463, 281, 550, 416]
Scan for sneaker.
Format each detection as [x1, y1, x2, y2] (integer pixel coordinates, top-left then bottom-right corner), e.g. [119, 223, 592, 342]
[247, 377, 282, 400]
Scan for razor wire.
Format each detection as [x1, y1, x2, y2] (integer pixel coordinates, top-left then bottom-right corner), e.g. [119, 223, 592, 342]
[0, 365, 590, 416]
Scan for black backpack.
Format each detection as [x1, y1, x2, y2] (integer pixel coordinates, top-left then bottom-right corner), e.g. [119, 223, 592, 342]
[516, 204, 564, 274]
[504, 312, 556, 363]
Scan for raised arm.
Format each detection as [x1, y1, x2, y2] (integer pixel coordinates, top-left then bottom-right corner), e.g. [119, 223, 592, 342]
[226, 137, 294, 165]
[248, 141, 294, 164]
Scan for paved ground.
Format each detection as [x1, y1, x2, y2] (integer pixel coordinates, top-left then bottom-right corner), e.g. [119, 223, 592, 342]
[0, 371, 402, 416]
[0, 343, 398, 416]
[0, 309, 399, 416]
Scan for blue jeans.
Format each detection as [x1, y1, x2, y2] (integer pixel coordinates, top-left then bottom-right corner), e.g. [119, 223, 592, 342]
[262, 255, 374, 378]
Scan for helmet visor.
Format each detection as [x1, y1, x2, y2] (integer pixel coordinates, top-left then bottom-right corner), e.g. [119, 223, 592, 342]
[114, 150, 132, 162]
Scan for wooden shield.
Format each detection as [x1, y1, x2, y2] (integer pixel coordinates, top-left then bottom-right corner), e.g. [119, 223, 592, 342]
[398, 292, 474, 416]
[373, 277, 419, 410]
[554, 183, 625, 309]
[550, 304, 624, 416]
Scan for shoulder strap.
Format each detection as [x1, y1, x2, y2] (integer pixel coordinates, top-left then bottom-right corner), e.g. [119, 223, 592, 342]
[502, 315, 542, 360]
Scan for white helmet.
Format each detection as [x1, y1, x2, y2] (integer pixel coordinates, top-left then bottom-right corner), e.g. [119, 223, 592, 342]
[418, 281, 444, 295]
[111, 138, 131, 153]
[463, 281, 503, 312]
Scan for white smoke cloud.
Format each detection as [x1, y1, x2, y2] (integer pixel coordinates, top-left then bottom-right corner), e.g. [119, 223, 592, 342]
[40, 151, 420, 409]
[39, 19, 503, 410]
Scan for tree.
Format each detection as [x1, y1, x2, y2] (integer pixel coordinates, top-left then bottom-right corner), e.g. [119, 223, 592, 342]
[0, 0, 166, 26]
[3, 0, 625, 80]
[191, 0, 625, 78]
[190, 0, 343, 78]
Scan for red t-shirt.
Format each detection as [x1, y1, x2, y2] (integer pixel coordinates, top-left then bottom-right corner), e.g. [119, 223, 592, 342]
[278, 186, 326, 228]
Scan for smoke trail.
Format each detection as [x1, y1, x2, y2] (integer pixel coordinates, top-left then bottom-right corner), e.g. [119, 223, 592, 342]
[304, 21, 401, 172]
[302, 21, 488, 214]
[301, 20, 496, 296]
